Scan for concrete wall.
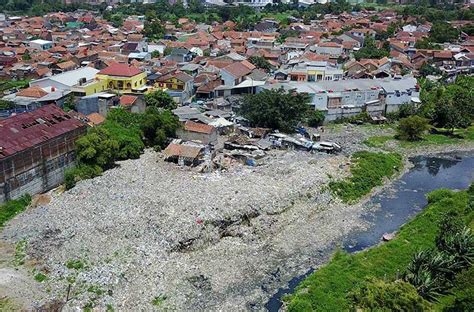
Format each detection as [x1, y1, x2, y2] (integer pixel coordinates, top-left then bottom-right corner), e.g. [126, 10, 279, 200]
[0, 127, 86, 204]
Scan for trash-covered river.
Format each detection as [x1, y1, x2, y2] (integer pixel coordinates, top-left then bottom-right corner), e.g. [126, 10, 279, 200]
[266, 152, 474, 311]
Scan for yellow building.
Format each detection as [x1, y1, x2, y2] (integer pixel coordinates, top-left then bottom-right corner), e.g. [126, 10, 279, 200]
[96, 63, 147, 93]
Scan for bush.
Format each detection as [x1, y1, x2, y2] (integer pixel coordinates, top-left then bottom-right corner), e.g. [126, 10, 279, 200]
[349, 278, 430, 311]
[307, 110, 325, 127]
[0, 194, 32, 227]
[398, 103, 418, 119]
[397, 116, 430, 141]
[64, 164, 103, 190]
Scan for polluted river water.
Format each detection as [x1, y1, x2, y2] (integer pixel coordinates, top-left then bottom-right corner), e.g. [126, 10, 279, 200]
[265, 152, 474, 311]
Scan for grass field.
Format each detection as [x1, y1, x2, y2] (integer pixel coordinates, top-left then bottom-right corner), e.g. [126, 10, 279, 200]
[363, 126, 474, 149]
[285, 187, 473, 311]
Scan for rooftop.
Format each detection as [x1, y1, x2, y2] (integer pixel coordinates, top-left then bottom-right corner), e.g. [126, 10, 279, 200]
[0, 104, 86, 159]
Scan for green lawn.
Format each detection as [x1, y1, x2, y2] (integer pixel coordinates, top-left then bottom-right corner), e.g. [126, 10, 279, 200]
[329, 151, 402, 203]
[286, 188, 472, 311]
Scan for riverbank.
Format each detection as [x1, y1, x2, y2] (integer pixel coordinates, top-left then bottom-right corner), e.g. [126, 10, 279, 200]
[284, 185, 473, 311]
[0, 125, 473, 311]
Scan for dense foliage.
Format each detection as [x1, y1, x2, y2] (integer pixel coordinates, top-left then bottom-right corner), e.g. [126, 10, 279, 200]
[0, 194, 32, 228]
[354, 37, 390, 61]
[65, 108, 180, 189]
[420, 76, 474, 132]
[239, 88, 311, 133]
[145, 89, 177, 110]
[329, 151, 403, 203]
[397, 115, 430, 141]
[349, 278, 430, 311]
[307, 110, 326, 128]
[248, 56, 273, 72]
[287, 185, 474, 311]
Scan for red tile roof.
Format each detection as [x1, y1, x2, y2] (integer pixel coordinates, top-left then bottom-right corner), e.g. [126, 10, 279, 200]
[120, 95, 138, 106]
[163, 143, 202, 159]
[87, 112, 105, 126]
[98, 62, 143, 77]
[222, 62, 252, 79]
[0, 104, 86, 159]
[184, 120, 215, 134]
[16, 86, 48, 98]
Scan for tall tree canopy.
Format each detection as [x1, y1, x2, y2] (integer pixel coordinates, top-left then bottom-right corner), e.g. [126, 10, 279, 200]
[239, 88, 311, 133]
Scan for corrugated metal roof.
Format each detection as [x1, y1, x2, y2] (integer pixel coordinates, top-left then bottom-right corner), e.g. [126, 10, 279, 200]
[0, 104, 86, 159]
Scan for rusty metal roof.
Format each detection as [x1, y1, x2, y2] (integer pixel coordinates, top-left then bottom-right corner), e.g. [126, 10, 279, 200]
[0, 104, 86, 159]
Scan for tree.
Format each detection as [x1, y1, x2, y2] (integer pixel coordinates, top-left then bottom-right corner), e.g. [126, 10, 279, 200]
[307, 110, 325, 127]
[354, 37, 389, 61]
[151, 50, 160, 58]
[143, 19, 165, 41]
[429, 22, 460, 43]
[248, 55, 273, 72]
[397, 116, 430, 141]
[239, 88, 311, 133]
[349, 278, 431, 311]
[63, 93, 76, 112]
[145, 89, 176, 110]
[22, 50, 31, 61]
[140, 107, 180, 149]
[75, 127, 119, 169]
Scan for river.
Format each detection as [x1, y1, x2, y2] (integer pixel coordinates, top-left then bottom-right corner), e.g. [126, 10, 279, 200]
[265, 152, 474, 311]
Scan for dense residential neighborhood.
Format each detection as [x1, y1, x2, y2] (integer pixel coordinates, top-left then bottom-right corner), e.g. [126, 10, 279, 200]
[0, 1, 473, 311]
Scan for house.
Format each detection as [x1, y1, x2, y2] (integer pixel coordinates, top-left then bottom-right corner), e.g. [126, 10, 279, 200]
[155, 71, 194, 104]
[86, 112, 105, 126]
[166, 48, 194, 63]
[313, 42, 343, 58]
[76, 92, 117, 117]
[163, 143, 204, 167]
[220, 61, 254, 87]
[260, 77, 419, 122]
[2, 85, 71, 113]
[96, 63, 147, 94]
[30, 67, 102, 96]
[0, 104, 87, 203]
[176, 120, 218, 145]
[29, 39, 53, 51]
[119, 94, 146, 113]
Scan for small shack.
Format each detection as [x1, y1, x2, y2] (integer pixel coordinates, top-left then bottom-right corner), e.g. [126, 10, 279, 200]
[163, 143, 204, 166]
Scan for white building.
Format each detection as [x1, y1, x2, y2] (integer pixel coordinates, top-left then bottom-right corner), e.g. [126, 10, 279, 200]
[29, 39, 53, 51]
[260, 77, 419, 121]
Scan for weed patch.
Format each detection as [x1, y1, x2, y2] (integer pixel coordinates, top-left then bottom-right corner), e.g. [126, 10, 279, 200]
[329, 151, 402, 203]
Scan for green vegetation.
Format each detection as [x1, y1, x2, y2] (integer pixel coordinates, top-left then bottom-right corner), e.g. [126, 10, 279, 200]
[14, 240, 27, 266]
[397, 116, 430, 141]
[248, 56, 273, 72]
[0, 79, 30, 93]
[287, 186, 474, 311]
[307, 110, 326, 128]
[0, 100, 15, 110]
[144, 89, 176, 110]
[151, 294, 167, 306]
[349, 278, 430, 311]
[0, 297, 21, 311]
[354, 37, 390, 61]
[34, 272, 48, 283]
[0, 195, 32, 228]
[239, 88, 311, 133]
[329, 151, 402, 203]
[65, 259, 85, 270]
[65, 108, 180, 189]
[363, 135, 393, 148]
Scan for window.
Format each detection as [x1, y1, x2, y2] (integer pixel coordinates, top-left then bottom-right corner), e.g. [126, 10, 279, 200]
[308, 75, 315, 82]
